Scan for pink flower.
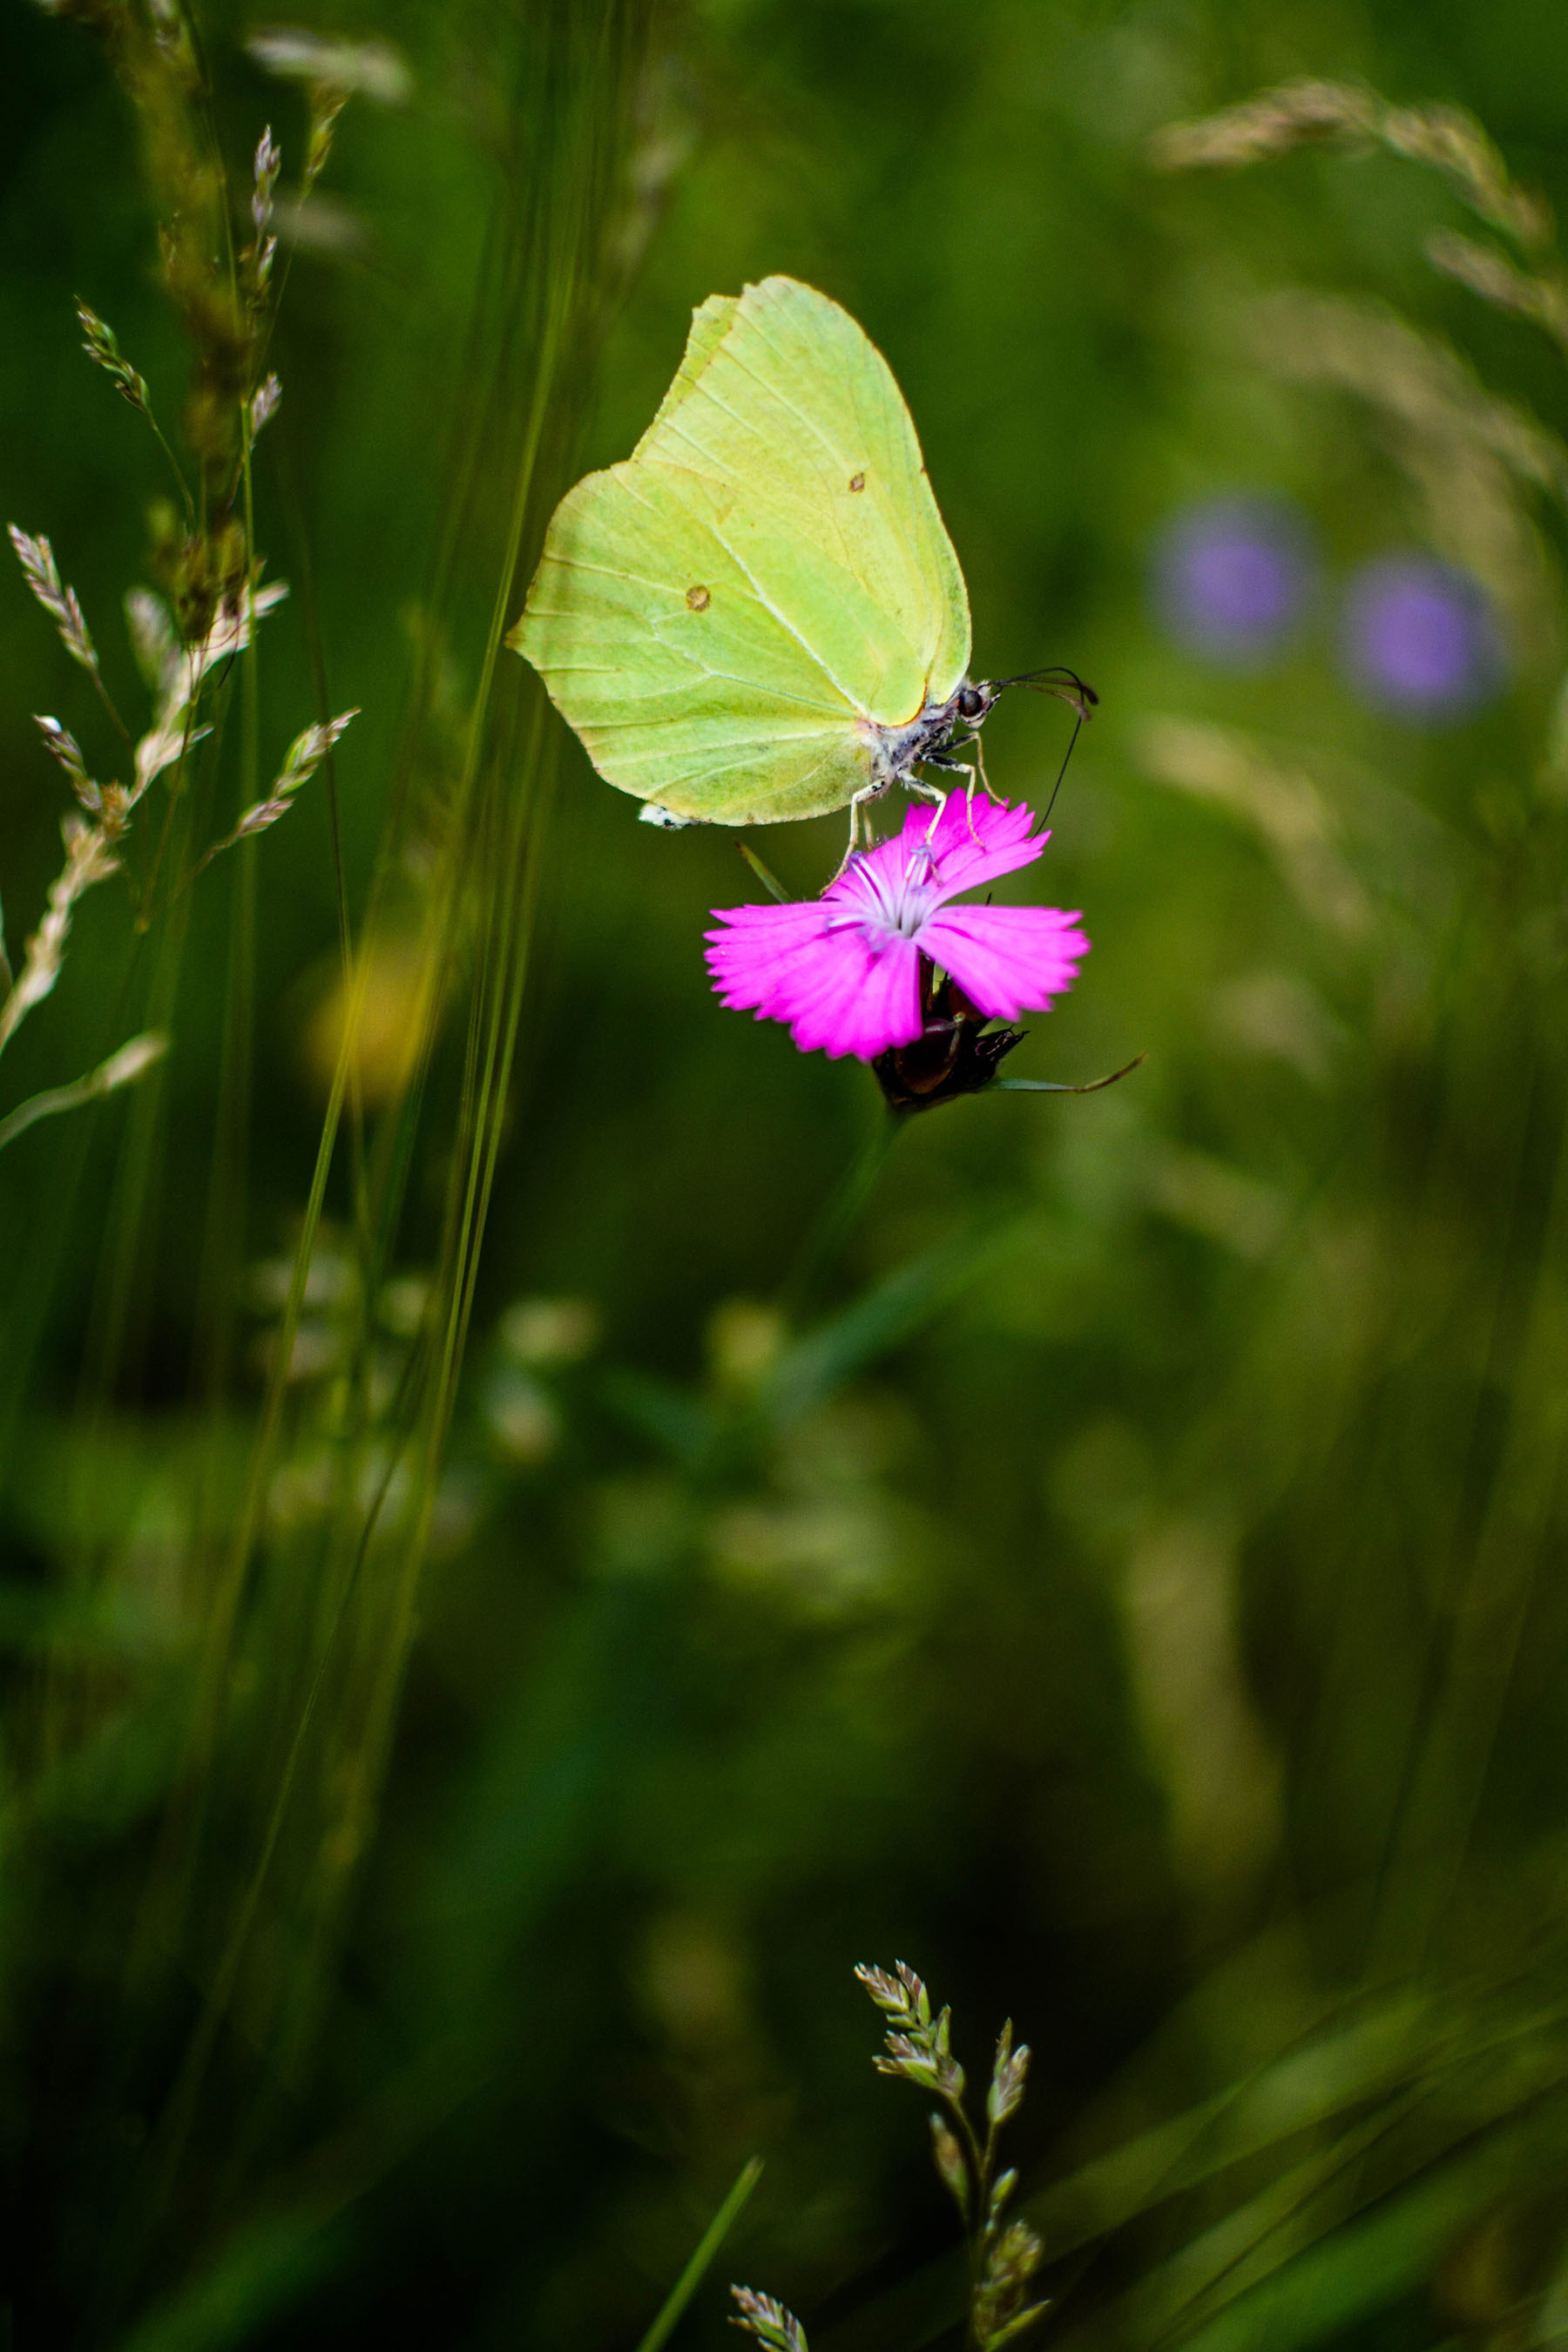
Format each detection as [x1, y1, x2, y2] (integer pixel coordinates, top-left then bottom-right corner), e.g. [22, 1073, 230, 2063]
[705, 794, 1089, 1062]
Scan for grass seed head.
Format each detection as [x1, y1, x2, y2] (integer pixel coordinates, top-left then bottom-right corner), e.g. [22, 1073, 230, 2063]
[250, 373, 282, 438]
[929, 2111, 970, 2216]
[729, 2286, 808, 2352]
[94, 1031, 167, 1091]
[125, 586, 179, 698]
[9, 525, 98, 679]
[246, 26, 412, 106]
[75, 299, 152, 415]
[252, 125, 280, 237]
[987, 2021, 1031, 2127]
[972, 2216, 1048, 2350]
[33, 716, 100, 814]
[0, 816, 121, 1057]
[245, 127, 280, 307]
[1153, 78, 1557, 255]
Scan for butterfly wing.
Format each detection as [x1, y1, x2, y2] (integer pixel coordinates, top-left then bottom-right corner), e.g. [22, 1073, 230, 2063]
[632, 290, 737, 450]
[514, 456, 887, 824]
[636, 277, 971, 711]
[510, 276, 970, 826]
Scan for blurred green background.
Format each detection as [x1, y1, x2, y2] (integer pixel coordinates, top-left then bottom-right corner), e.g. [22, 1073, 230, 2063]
[5, 0, 1568, 2347]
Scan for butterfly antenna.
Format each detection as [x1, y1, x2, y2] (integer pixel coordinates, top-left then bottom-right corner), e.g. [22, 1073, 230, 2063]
[1004, 665, 1098, 720]
[985, 664, 1096, 821]
[1040, 705, 1087, 826]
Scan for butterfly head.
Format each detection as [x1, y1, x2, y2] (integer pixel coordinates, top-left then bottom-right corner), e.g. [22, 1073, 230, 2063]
[953, 679, 1001, 727]
[949, 667, 1097, 736]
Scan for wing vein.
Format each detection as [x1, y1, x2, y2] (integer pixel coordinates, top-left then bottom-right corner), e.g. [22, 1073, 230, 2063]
[701, 520, 868, 715]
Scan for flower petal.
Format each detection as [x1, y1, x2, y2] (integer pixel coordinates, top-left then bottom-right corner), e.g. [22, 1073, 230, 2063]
[705, 901, 835, 1016]
[902, 792, 1048, 901]
[705, 898, 926, 1058]
[706, 903, 923, 1058]
[784, 931, 923, 1058]
[706, 794, 1082, 1064]
[821, 821, 914, 916]
[918, 904, 1089, 1021]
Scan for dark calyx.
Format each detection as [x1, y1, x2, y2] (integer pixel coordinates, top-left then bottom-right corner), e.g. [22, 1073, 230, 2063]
[873, 959, 1024, 1112]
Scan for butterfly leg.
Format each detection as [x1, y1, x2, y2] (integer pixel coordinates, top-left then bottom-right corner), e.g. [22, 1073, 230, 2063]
[920, 751, 983, 842]
[902, 767, 950, 853]
[941, 731, 1005, 835]
[826, 776, 891, 886]
[971, 726, 1003, 806]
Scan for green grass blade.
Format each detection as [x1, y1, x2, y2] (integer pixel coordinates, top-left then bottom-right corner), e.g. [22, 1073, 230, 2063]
[765, 1213, 1023, 1427]
[1173, 2136, 1529, 2352]
[109, 2213, 335, 2352]
[632, 2156, 765, 2352]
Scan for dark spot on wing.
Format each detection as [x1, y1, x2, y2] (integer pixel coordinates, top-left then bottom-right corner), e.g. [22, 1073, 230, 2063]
[686, 584, 711, 611]
[848, 472, 866, 492]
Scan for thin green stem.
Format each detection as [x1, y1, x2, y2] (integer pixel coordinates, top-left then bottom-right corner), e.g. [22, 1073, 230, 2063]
[90, 666, 134, 748]
[780, 1112, 903, 1317]
[147, 410, 194, 520]
[993, 1052, 1146, 1096]
[923, 2074, 994, 2342]
[0, 1037, 163, 1155]
[240, 403, 261, 816]
[738, 838, 791, 902]
[137, 672, 222, 929]
[632, 2156, 765, 2352]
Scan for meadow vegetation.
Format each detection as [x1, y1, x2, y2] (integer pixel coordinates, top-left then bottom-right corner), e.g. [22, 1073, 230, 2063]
[4, 2, 1568, 2348]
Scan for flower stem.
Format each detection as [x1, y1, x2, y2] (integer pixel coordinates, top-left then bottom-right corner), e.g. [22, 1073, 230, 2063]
[779, 1111, 902, 1315]
[943, 2089, 997, 2331]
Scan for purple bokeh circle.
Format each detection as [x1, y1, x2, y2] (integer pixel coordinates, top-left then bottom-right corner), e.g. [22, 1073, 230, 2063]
[1151, 495, 1315, 666]
[1341, 556, 1504, 720]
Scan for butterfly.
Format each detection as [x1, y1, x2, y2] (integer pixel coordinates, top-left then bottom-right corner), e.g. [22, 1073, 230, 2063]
[509, 275, 1091, 856]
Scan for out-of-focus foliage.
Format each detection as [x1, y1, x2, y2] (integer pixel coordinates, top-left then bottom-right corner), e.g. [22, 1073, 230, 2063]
[4, 1, 1568, 2349]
